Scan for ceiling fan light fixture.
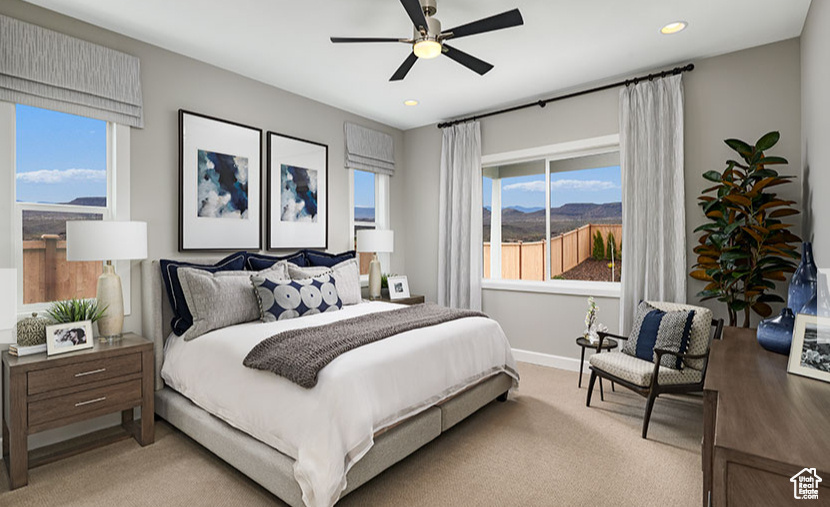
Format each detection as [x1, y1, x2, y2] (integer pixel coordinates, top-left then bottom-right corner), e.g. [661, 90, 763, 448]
[660, 21, 688, 35]
[414, 39, 442, 59]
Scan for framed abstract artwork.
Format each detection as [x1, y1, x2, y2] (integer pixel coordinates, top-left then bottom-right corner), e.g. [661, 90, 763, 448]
[266, 131, 328, 250]
[179, 110, 262, 251]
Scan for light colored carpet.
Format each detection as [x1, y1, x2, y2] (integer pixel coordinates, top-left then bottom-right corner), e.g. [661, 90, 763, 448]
[0, 363, 703, 506]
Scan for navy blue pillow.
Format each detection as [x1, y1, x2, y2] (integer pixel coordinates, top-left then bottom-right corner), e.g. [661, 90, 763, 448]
[251, 272, 342, 322]
[160, 252, 246, 336]
[246, 251, 307, 271]
[305, 250, 356, 268]
[622, 301, 696, 369]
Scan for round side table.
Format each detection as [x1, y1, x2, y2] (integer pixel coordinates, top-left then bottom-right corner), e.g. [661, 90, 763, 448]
[576, 336, 618, 400]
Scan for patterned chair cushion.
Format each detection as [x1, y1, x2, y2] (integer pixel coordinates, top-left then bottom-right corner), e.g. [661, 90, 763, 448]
[641, 301, 713, 371]
[622, 301, 696, 369]
[589, 352, 703, 387]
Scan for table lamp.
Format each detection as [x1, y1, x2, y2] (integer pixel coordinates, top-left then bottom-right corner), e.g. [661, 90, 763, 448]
[67, 221, 147, 341]
[357, 229, 394, 299]
[0, 268, 17, 344]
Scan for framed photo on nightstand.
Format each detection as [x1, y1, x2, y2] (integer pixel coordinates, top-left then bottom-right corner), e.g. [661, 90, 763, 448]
[46, 320, 94, 356]
[387, 275, 410, 300]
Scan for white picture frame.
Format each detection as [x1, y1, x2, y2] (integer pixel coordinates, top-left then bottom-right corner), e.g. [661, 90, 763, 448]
[788, 314, 830, 384]
[266, 131, 328, 250]
[387, 275, 410, 300]
[179, 110, 262, 252]
[46, 320, 94, 356]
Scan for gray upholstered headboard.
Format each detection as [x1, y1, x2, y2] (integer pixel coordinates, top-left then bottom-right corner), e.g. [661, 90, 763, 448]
[141, 258, 219, 391]
[141, 260, 172, 391]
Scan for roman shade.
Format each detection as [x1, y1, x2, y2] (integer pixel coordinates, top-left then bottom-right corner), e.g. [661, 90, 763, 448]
[344, 122, 395, 176]
[0, 14, 144, 128]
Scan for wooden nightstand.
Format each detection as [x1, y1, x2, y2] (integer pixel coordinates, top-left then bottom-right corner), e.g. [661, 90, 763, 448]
[377, 295, 425, 305]
[2, 333, 154, 489]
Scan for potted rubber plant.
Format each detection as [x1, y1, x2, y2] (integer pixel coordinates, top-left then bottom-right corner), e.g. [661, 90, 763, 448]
[690, 131, 801, 327]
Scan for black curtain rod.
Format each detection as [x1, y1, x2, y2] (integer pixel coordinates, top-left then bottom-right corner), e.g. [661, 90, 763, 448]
[436, 63, 695, 129]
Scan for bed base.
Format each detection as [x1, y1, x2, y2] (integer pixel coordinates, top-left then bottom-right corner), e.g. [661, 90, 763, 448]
[156, 373, 512, 506]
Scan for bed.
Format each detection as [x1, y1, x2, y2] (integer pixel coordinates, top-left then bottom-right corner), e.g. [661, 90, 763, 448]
[140, 259, 518, 507]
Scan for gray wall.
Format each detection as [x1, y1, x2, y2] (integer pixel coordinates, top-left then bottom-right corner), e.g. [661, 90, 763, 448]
[0, 0, 406, 448]
[802, 0, 829, 266]
[403, 38, 802, 360]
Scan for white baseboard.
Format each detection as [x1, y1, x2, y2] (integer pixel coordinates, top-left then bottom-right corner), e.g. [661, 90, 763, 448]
[512, 348, 589, 373]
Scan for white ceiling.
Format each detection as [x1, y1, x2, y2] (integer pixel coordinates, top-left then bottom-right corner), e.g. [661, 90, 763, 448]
[25, 0, 811, 130]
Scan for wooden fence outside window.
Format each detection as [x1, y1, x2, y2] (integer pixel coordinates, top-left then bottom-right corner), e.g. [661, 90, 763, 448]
[484, 224, 622, 281]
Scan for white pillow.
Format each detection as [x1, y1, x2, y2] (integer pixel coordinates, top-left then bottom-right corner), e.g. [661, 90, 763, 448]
[288, 260, 362, 305]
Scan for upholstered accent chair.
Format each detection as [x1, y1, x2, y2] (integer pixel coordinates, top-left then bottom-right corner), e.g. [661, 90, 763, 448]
[585, 301, 724, 439]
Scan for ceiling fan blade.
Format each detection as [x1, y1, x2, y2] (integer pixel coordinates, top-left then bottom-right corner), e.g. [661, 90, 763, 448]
[331, 37, 405, 43]
[442, 8, 524, 39]
[442, 45, 494, 76]
[399, 0, 429, 32]
[390, 52, 418, 81]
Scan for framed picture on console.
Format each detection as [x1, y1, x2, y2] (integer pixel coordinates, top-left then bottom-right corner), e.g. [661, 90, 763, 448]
[266, 131, 328, 250]
[179, 109, 262, 251]
[788, 314, 830, 384]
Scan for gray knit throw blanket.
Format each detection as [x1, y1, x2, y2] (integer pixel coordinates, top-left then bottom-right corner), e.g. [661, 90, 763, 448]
[243, 303, 487, 388]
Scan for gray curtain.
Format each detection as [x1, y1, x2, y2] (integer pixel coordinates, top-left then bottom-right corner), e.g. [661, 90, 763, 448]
[0, 15, 143, 127]
[344, 122, 395, 176]
[438, 122, 482, 310]
[619, 74, 686, 333]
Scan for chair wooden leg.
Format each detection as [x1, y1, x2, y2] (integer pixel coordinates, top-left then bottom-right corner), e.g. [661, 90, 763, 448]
[586, 371, 598, 407]
[599, 377, 605, 401]
[642, 391, 658, 439]
[497, 391, 508, 402]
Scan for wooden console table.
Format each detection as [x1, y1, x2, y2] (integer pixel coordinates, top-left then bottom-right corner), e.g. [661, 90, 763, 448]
[703, 327, 830, 506]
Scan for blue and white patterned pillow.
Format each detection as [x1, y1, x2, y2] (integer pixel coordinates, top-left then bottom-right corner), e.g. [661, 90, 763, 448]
[622, 301, 696, 370]
[251, 272, 342, 322]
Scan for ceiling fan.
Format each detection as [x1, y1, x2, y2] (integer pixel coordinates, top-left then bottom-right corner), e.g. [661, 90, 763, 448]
[330, 0, 524, 81]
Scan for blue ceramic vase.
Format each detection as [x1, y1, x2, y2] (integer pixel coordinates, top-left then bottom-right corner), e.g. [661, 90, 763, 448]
[757, 307, 796, 355]
[800, 272, 830, 316]
[788, 242, 817, 315]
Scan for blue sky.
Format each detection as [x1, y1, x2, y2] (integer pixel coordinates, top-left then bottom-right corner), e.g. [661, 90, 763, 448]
[15, 105, 107, 205]
[354, 169, 375, 208]
[483, 165, 621, 208]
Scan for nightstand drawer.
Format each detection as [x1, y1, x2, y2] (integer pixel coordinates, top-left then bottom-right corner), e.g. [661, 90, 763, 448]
[28, 353, 142, 395]
[28, 379, 142, 428]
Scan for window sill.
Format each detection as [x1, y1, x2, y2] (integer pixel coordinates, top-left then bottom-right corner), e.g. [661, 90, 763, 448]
[481, 279, 621, 298]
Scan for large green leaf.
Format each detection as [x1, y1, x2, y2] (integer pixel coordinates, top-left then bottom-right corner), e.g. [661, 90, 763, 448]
[725, 139, 753, 157]
[703, 170, 722, 182]
[757, 156, 788, 165]
[755, 131, 780, 152]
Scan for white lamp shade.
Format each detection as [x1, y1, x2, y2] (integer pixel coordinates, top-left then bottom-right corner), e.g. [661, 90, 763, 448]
[357, 229, 394, 253]
[67, 221, 148, 261]
[0, 269, 17, 332]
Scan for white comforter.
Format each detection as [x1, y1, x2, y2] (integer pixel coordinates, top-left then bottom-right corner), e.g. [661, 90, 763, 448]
[161, 301, 518, 507]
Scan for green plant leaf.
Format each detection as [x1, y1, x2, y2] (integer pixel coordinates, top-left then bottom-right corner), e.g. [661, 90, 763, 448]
[757, 156, 788, 165]
[725, 139, 753, 157]
[755, 131, 780, 152]
[702, 170, 722, 182]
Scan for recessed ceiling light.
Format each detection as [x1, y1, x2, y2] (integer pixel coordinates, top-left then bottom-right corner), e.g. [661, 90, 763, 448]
[660, 21, 687, 35]
[404, 100, 419, 106]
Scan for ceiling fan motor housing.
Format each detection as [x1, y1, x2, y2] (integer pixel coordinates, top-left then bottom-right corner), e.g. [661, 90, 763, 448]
[415, 15, 442, 41]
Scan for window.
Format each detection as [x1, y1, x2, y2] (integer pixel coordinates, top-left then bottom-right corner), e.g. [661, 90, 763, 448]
[8, 104, 131, 310]
[482, 136, 621, 291]
[350, 169, 390, 277]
